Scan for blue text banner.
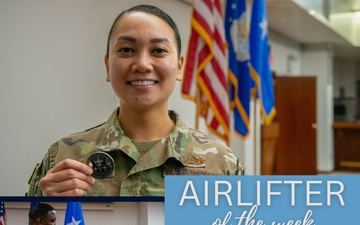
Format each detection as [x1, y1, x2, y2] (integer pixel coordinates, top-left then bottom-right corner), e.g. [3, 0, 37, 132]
[165, 175, 360, 224]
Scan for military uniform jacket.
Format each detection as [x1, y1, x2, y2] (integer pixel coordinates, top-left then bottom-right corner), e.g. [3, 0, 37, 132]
[28, 108, 245, 196]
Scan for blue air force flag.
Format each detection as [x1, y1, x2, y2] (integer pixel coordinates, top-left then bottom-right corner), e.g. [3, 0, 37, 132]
[249, 0, 276, 125]
[64, 202, 85, 225]
[225, 0, 251, 138]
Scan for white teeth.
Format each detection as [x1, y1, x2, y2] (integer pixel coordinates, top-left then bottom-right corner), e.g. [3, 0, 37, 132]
[130, 80, 156, 86]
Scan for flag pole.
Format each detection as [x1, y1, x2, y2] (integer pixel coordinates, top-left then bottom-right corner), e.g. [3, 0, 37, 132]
[195, 84, 201, 129]
[253, 97, 258, 175]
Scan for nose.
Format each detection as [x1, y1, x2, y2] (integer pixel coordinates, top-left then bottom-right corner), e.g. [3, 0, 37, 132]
[132, 51, 152, 73]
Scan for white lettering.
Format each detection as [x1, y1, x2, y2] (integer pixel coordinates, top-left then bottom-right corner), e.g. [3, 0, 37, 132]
[215, 181, 232, 206]
[306, 181, 322, 206]
[205, 180, 208, 206]
[284, 180, 302, 206]
[235, 205, 264, 225]
[257, 181, 261, 206]
[178, 179, 345, 207]
[212, 211, 232, 225]
[327, 180, 345, 206]
[303, 210, 314, 225]
[237, 181, 253, 206]
[179, 181, 200, 206]
[271, 210, 314, 225]
[267, 181, 282, 206]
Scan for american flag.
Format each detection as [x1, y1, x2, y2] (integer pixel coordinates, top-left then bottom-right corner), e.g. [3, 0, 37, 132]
[181, 0, 229, 143]
[0, 202, 6, 225]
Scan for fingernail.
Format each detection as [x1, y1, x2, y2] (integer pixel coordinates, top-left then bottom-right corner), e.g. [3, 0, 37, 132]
[87, 165, 93, 174]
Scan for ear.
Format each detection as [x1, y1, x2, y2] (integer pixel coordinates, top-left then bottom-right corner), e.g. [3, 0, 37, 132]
[104, 55, 110, 82]
[36, 217, 43, 225]
[176, 56, 184, 81]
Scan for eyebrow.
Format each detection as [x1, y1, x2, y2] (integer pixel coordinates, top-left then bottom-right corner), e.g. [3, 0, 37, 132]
[150, 37, 170, 44]
[116, 36, 170, 44]
[117, 36, 136, 43]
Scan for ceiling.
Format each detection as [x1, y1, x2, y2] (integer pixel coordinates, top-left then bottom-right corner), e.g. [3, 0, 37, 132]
[179, 0, 360, 63]
[292, 0, 360, 46]
[267, 0, 360, 62]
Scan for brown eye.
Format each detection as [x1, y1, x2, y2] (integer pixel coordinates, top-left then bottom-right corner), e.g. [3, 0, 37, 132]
[152, 48, 167, 54]
[118, 47, 134, 53]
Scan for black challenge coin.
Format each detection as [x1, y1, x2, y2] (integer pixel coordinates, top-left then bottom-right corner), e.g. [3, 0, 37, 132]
[86, 151, 115, 179]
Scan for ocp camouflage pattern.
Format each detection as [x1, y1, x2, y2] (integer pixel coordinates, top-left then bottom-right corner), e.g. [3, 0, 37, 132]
[27, 108, 245, 196]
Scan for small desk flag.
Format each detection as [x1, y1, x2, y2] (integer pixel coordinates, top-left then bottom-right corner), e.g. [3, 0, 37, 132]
[0, 202, 6, 225]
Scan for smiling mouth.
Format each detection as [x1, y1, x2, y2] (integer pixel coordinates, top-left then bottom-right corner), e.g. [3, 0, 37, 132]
[128, 80, 157, 86]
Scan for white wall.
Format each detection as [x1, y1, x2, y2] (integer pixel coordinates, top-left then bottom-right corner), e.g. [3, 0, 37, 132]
[269, 30, 302, 76]
[301, 44, 334, 172]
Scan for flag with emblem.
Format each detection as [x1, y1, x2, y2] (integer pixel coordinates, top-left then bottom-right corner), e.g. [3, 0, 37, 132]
[0, 202, 6, 225]
[249, 0, 276, 124]
[225, 0, 251, 138]
[181, 0, 229, 143]
[64, 202, 85, 225]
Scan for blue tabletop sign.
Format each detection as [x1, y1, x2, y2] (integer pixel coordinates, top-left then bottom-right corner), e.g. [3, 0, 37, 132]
[165, 175, 360, 224]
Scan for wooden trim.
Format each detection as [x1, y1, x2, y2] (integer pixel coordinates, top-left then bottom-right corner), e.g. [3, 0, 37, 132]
[340, 161, 360, 168]
[333, 122, 360, 129]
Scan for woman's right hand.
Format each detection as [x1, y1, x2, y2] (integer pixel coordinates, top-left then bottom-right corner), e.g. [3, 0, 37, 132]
[39, 159, 95, 196]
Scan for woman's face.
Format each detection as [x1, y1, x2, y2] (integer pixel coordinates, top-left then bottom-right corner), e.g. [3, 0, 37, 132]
[105, 11, 184, 110]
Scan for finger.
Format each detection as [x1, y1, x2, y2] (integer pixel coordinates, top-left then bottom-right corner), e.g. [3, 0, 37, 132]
[43, 186, 88, 196]
[45, 168, 95, 184]
[56, 188, 88, 196]
[49, 159, 93, 176]
[40, 177, 93, 196]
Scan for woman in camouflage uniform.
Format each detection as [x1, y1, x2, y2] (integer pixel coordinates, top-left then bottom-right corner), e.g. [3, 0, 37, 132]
[27, 4, 245, 196]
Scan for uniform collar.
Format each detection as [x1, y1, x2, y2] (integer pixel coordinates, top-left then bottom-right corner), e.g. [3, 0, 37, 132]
[96, 107, 195, 165]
